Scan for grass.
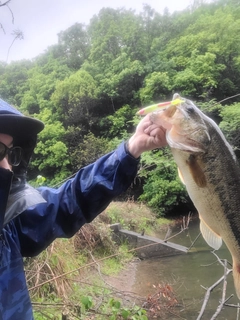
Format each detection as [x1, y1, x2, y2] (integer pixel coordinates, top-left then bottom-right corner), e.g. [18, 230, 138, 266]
[28, 200, 173, 319]
[104, 200, 171, 236]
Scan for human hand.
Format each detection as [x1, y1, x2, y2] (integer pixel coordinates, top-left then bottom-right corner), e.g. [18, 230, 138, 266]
[127, 114, 167, 158]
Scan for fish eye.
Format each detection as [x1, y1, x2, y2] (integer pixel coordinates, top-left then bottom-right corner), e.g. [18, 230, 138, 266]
[186, 106, 195, 114]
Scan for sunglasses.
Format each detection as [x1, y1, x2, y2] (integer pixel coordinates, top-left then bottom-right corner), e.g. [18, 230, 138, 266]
[0, 141, 22, 166]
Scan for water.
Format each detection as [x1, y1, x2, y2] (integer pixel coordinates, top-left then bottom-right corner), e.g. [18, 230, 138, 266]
[132, 217, 239, 319]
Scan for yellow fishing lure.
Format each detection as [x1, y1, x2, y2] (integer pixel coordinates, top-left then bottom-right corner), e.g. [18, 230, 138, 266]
[137, 98, 184, 115]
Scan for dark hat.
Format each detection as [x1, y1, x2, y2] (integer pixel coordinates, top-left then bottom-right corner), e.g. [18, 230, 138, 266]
[0, 98, 44, 184]
[0, 98, 44, 139]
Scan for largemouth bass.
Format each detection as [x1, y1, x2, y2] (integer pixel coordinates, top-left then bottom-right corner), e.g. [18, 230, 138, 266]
[151, 94, 240, 298]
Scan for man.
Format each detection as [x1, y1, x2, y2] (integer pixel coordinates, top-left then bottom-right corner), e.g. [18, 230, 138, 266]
[0, 98, 166, 319]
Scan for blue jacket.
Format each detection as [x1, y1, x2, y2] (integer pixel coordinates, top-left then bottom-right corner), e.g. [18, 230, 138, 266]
[0, 142, 139, 319]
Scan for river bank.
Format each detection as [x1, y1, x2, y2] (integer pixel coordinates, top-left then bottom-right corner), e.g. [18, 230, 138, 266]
[30, 201, 189, 319]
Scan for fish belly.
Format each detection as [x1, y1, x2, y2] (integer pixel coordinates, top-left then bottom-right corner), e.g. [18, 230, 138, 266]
[171, 147, 240, 257]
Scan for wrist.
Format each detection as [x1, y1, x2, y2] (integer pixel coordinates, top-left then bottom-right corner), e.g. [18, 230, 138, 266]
[126, 135, 142, 159]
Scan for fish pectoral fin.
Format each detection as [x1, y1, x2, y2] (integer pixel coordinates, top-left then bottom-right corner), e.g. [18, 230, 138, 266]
[187, 154, 207, 188]
[200, 218, 222, 250]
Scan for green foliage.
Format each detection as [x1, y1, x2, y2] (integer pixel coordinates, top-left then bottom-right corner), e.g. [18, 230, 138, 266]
[57, 23, 90, 70]
[20, 59, 71, 115]
[79, 295, 148, 320]
[101, 104, 137, 139]
[219, 103, 240, 151]
[5, 2, 240, 318]
[0, 60, 32, 106]
[51, 70, 100, 135]
[138, 149, 188, 216]
[220, 103, 240, 133]
[29, 175, 46, 188]
[52, 69, 97, 108]
[173, 50, 225, 97]
[104, 298, 148, 320]
[2, 0, 240, 209]
[140, 176, 187, 217]
[69, 132, 110, 171]
[139, 71, 172, 104]
[81, 295, 93, 312]
[164, 3, 240, 99]
[30, 108, 70, 183]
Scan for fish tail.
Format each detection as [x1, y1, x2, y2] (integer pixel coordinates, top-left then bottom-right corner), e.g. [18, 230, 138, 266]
[232, 259, 240, 299]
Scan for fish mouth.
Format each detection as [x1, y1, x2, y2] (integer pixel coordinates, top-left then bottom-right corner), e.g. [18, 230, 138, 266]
[150, 104, 177, 131]
[151, 100, 211, 153]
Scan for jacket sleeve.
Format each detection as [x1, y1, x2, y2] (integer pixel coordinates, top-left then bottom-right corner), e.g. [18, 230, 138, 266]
[15, 142, 139, 256]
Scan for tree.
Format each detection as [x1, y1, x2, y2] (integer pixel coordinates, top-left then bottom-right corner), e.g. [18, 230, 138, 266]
[101, 104, 137, 140]
[56, 23, 90, 70]
[138, 149, 189, 216]
[30, 108, 70, 184]
[0, 60, 32, 105]
[219, 102, 240, 159]
[19, 57, 71, 114]
[161, 3, 240, 100]
[173, 51, 225, 98]
[69, 132, 110, 171]
[51, 69, 98, 126]
[139, 71, 172, 104]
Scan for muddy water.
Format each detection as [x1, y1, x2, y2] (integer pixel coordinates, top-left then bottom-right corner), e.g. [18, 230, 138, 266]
[132, 218, 239, 319]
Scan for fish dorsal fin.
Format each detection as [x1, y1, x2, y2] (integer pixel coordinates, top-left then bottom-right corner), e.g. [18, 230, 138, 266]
[187, 154, 207, 188]
[177, 167, 186, 185]
[200, 217, 222, 250]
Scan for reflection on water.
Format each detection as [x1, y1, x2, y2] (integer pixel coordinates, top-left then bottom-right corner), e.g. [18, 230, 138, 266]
[132, 217, 239, 319]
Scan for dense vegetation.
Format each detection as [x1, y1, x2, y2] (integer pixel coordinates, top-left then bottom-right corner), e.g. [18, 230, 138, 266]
[2, 1, 240, 318]
[1, 0, 240, 216]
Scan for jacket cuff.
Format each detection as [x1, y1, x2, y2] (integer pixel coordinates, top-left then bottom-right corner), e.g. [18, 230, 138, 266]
[116, 142, 140, 171]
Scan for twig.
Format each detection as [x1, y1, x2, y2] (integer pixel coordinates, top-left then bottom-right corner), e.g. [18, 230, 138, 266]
[6, 29, 24, 62]
[0, 0, 11, 7]
[88, 250, 116, 290]
[197, 252, 232, 320]
[165, 213, 191, 242]
[210, 259, 228, 319]
[187, 232, 201, 251]
[224, 297, 240, 308]
[164, 228, 187, 242]
[28, 240, 185, 291]
[197, 274, 228, 319]
[217, 93, 240, 105]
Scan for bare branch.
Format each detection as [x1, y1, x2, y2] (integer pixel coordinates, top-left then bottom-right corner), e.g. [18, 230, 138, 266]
[164, 212, 191, 242]
[0, 0, 12, 7]
[217, 93, 240, 105]
[197, 252, 232, 320]
[187, 232, 201, 251]
[6, 29, 24, 62]
[0, 22, 5, 34]
[210, 259, 228, 319]
[0, 1, 14, 24]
